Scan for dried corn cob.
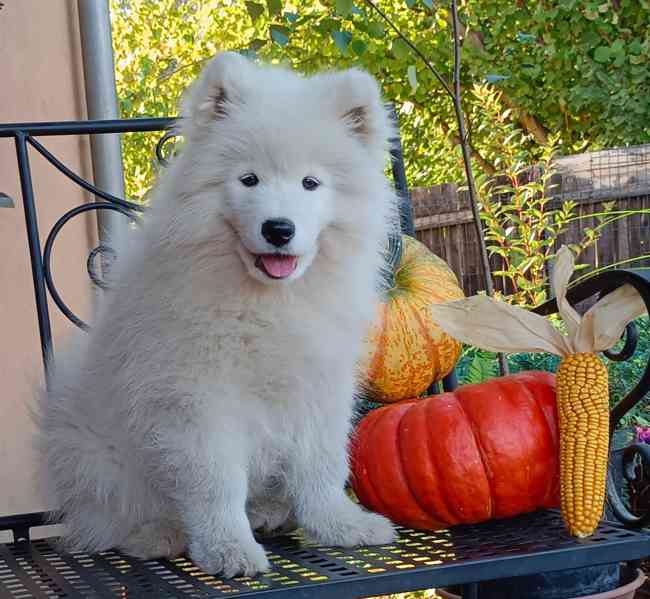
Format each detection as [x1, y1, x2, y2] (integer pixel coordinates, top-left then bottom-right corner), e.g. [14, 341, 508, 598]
[429, 246, 646, 538]
[556, 353, 609, 537]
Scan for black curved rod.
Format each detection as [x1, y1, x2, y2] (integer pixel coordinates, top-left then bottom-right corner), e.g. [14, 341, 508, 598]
[87, 245, 118, 290]
[600, 274, 650, 433]
[26, 137, 143, 213]
[608, 443, 650, 529]
[43, 202, 139, 331]
[156, 129, 180, 168]
[604, 322, 639, 362]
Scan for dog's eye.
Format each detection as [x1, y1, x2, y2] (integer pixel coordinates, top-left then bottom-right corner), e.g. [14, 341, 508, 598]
[240, 173, 259, 187]
[302, 176, 320, 191]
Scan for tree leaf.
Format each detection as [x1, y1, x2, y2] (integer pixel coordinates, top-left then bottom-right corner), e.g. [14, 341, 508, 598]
[366, 21, 385, 38]
[485, 73, 510, 83]
[350, 39, 367, 56]
[331, 30, 352, 53]
[421, 0, 433, 8]
[245, 1, 265, 21]
[407, 64, 418, 92]
[392, 38, 411, 60]
[336, 0, 353, 17]
[516, 32, 537, 44]
[270, 25, 289, 46]
[405, 0, 416, 7]
[267, 0, 282, 16]
[594, 46, 611, 63]
[248, 38, 267, 51]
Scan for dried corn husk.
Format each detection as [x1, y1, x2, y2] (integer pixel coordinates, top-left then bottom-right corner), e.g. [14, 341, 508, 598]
[429, 246, 646, 359]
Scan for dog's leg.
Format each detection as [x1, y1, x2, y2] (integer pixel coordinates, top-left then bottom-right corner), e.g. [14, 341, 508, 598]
[289, 407, 396, 548]
[184, 466, 269, 576]
[158, 430, 269, 577]
[118, 520, 186, 559]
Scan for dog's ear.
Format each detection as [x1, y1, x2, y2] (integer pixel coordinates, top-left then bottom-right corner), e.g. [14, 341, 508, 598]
[326, 69, 394, 155]
[180, 51, 250, 129]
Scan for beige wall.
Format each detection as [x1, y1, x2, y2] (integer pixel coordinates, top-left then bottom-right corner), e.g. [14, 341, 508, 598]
[0, 1, 96, 518]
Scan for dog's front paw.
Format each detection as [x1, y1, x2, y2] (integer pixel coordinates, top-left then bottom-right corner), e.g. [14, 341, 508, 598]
[189, 537, 270, 578]
[309, 508, 397, 547]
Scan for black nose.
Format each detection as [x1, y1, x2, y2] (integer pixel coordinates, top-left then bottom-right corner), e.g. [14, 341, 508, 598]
[261, 218, 295, 247]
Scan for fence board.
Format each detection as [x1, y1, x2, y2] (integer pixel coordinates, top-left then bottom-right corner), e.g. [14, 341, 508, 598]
[411, 144, 650, 297]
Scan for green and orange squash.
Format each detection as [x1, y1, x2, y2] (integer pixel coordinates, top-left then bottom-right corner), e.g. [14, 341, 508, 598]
[350, 371, 560, 530]
[359, 235, 464, 403]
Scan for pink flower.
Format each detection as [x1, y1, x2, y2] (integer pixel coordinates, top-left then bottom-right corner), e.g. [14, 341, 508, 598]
[635, 426, 650, 444]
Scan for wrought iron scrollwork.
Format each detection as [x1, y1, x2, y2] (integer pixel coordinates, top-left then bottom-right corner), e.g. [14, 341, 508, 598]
[14, 126, 181, 331]
[608, 442, 650, 528]
[43, 202, 139, 330]
[155, 129, 180, 167]
[87, 245, 118, 290]
[604, 322, 639, 362]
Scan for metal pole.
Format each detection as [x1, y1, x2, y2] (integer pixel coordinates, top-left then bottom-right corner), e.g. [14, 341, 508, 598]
[15, 133, 53, 384]
[462, 583, 479, 599]
[77, 0, 125, 242]
[389, 107, 415, 237]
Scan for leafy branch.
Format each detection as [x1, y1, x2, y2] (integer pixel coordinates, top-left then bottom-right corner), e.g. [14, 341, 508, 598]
[362, 0, 453, 100]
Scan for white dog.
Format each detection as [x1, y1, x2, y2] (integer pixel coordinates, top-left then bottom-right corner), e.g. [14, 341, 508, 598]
[38, 52, 398, 578]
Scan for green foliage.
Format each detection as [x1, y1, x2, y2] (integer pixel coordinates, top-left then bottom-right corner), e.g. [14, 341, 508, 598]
[462, 349, 498, 385]
[472, 84, 616, 307]
[460, 0, 650, 149]
[111, 0, 650, 204]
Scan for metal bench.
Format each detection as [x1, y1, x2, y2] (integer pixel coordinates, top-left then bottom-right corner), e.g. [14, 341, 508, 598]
[1, 117, 649, 599]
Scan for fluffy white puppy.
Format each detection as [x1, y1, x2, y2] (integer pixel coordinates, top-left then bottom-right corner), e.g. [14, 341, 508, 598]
[39, 52, 398, 578]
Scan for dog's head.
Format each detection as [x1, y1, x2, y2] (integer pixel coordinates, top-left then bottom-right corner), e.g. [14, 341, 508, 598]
[173, 52, 394, 286]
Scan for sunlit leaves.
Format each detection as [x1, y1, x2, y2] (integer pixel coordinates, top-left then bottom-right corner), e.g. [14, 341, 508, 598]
[110, 0, 650, 207]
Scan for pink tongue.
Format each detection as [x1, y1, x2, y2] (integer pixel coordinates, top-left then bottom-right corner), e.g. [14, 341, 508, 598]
[260, 254, 298, 278]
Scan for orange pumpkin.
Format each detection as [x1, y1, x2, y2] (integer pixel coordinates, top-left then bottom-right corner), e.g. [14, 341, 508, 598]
[350, 371, 560, 530]
[359, 235, 464, 403]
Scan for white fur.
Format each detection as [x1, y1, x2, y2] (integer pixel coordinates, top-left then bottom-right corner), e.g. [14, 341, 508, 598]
[37, 52, 398, 577]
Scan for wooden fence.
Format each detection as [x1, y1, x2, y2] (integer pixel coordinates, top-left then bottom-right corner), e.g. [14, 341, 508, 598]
[411, 144, 650, 296]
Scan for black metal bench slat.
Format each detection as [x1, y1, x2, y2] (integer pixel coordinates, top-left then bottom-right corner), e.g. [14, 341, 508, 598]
[1, 512, 649, 598]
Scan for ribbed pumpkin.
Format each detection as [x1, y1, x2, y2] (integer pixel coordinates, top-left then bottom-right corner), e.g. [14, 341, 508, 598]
[359, 235, 464, 403]
[350, 371, 560, 530]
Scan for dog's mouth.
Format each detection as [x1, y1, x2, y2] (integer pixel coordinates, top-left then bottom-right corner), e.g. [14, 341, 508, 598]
[254, 254, 298, 280]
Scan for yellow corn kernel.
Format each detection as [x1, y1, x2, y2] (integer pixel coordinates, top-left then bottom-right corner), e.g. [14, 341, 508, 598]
[556, 352, 609, 538]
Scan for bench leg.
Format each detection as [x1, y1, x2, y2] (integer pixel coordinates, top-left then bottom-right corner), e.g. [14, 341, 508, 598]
[461, 582, 478, 599]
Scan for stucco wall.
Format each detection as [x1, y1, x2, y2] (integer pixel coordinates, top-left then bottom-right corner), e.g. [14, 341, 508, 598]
[0, 1, 96, 518]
